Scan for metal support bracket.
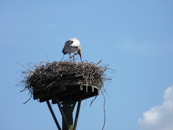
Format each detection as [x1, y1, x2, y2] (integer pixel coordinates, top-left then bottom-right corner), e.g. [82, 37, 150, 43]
[73, 96, 82, 130]
[46, 100, 61, 130]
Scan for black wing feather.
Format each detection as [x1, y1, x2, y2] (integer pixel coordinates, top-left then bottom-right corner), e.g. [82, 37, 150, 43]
[62, 40, 78, 54]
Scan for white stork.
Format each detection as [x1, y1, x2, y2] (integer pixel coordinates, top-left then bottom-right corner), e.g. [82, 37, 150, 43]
[62, 38, 82, 62]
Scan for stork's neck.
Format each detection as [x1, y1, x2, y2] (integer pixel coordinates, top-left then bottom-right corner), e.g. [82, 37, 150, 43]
[77, 46, 82, 62]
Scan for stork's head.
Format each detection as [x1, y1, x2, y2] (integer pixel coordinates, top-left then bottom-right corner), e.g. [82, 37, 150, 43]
[70, 38, 80, 47]
[77, 45, 82, 62]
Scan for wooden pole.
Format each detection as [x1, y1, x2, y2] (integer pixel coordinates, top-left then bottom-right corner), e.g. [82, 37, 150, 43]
[46, 100, 61, 130]
[73, 97, 82, 130]
[62, 104, 73, 130]
[54, 96, 70, 130]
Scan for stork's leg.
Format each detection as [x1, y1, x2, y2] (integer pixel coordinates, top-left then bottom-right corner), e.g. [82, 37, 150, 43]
[69, 53, 77, 62]
[69, 53, 72, 61]
[73, 52, 76, 62]
[73, 54, 75, 62]
[69, 53, 76, 58]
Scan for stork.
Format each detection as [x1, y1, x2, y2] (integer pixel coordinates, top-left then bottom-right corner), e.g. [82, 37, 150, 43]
[62, 38, 82, 62]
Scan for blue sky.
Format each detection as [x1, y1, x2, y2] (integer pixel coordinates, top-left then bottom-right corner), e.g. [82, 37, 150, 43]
[1, 1, 173, 130]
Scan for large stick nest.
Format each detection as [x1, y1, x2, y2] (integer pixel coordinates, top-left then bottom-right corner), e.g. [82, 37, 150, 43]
[19, 61, 112, 93]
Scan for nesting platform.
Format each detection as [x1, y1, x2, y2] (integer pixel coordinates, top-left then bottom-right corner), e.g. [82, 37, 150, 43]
[33, 84, 99, 103]
[33, 83, 99, 130]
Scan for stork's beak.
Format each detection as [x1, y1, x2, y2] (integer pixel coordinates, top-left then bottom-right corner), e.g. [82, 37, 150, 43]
[79, 53, 82, 62]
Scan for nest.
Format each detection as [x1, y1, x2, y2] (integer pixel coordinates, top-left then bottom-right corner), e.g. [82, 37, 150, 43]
[19, 61, 112, 94]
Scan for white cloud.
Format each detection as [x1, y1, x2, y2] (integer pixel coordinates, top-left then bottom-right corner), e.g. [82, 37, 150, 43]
[138, 86, 173, 130]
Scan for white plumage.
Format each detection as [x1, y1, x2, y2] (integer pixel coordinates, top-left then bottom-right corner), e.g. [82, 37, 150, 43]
[62, 38, 82, 62]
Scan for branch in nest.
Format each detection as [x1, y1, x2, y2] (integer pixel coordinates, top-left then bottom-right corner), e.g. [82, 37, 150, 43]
[90, 96, 97, 106]
[101, 90, 106, 130]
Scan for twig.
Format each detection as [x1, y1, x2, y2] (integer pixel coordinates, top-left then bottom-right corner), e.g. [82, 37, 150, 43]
[45, 53, 49, 62]
[101, 90, 106, 130]
[20, 87, 27, 92]
[23, 94, 32, 104]
[90, 96, 97, 106]
[61, 56, 64, 61]
[17, 62, 30, 71]
[96, 59, 102, 65]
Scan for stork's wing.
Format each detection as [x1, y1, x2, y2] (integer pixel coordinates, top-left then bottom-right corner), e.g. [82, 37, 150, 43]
[62, 40, 78, 54]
